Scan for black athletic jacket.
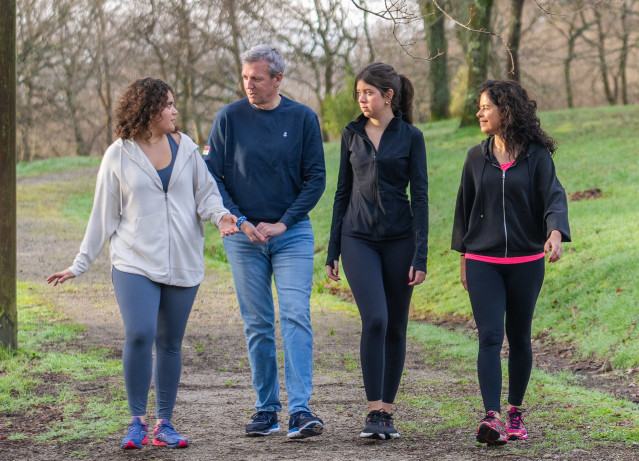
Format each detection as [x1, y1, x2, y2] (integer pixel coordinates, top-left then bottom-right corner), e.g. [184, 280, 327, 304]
[452, 137, 571, 257]
[326, 113, 428, 272]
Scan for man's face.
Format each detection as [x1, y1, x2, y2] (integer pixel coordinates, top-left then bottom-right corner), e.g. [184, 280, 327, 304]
[242, 60, 282, 109]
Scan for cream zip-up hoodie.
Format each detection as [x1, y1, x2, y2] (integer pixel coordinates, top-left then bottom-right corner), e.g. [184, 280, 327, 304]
[70, 133, 230, 287]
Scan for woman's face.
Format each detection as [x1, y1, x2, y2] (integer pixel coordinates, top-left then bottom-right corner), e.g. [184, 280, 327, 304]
[476, 91, 502, 136]
[149, 91, 178, 135]
[356, 80, 392, 120]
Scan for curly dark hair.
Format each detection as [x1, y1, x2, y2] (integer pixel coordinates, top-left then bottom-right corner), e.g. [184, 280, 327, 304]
[478, 80, 556, 157]
[114, 78, 179, 140]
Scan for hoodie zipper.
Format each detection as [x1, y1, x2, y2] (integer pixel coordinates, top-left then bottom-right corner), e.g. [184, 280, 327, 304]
[489, 161, 509, 257]
[165, 191, 172, 282]
[501, 169, 508, 257]
[363, 137, 380, 240]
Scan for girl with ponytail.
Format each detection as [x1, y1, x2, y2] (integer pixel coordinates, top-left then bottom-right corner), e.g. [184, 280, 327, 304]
[326, 62, 429, 440]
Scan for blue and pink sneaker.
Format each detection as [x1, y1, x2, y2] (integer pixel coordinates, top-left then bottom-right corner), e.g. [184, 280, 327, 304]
[152, 419, 189, 448]
[476, 411, 507, 446]
[120, 417, 149, 449]
[506, 407, 528, 440]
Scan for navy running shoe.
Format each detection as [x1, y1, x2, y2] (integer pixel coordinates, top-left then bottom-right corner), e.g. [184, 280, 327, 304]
[287, 411, 324, 439]
[120, 416, 149, 449]
[246, 411, 279, 436]
[152, 419, 189, 448]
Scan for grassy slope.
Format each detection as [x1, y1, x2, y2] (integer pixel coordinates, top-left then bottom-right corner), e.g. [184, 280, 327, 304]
[205, 104, 639, 368]
[11, 105, 639, 447]
[36, 105, 639, 367]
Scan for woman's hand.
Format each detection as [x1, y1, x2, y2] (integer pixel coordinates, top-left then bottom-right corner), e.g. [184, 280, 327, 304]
[408, 267, 426, 286]
[460, 255, 468, 291]
[218, 214, 239, 237]
[545, 230, 563, 263]
[326, 261, 341, 281]
[47, 269, 76, 286]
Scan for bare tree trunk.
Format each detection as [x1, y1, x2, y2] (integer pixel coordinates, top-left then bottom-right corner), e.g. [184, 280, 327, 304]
[618, 0, 631, 105]
[506, 0, 525, 81]
[94, 0, 113, 149]
[460, 0, 494, 127]
[361, 1, 375, 63]
[593, 9, 616, 105]
[224, 0, 245, 99]
[0, 0, 17, 350]
[420, 0, 451, 121]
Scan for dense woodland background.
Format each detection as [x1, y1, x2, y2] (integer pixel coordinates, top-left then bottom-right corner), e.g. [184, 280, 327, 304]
[16, 0, 639, 159]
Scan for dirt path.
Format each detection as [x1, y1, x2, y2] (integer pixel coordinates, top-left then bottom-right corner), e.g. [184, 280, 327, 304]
[5, 166, 638, 460]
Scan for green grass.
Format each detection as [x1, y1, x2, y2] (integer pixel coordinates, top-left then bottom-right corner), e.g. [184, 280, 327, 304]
[199, 104, 639, 368]
[406, 322, 639, 451]
[29, 104, 639, 368]
[13, 104, 639, 450]
[17, 156, 101, 178]
[0, 283, 125, 442]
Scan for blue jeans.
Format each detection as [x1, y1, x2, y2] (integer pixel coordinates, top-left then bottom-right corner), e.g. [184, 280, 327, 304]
[223, 220, 315, 414]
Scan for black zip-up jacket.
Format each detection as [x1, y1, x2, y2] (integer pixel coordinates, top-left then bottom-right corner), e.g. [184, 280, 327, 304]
[326, 113, 429, 272]
[452, 137, 571, 257]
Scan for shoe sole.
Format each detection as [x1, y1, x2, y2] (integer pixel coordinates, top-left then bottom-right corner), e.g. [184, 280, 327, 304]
[121, 436, 148, 449]
[476, 425, 507, 446]
[287, 421, 324, 439]
[152, 439, 189, 448]
[507, 433, 528, 440]
[246, 425, 280, 437]
[360, 432, 386, 440]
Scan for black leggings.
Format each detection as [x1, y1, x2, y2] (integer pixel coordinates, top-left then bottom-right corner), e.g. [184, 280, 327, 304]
[466, 258, 545, 413]
[341, 234, 415, 403]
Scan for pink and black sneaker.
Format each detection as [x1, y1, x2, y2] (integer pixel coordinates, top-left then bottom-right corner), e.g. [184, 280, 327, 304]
[506, 407, 528, 440]
[476, 411, 507, 446]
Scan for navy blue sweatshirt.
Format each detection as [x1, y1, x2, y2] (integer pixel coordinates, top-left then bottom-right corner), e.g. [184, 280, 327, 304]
[205, 96, 326, 228]
[452, 137, 571, 257]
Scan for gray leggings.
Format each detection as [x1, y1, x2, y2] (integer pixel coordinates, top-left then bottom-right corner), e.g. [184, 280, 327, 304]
[112, 267, 198, 419]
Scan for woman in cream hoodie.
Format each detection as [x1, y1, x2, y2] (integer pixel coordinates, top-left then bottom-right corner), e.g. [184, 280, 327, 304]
[48, 78, 237, 450]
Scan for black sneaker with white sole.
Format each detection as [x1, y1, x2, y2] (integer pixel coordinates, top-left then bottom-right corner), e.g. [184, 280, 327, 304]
[246, 411, 279, 436]
[381, 411, 400, 439]
[287, 411, 324, 439]
[360, 410, 386, 440]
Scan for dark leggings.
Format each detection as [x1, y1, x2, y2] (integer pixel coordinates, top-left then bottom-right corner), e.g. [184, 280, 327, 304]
[112, 268, 198, 419]
[341, 234, 415, 403]
[465, 258, 545, 413]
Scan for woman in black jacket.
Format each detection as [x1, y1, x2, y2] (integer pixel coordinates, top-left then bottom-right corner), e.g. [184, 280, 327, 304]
[452, 80, 570, 445]
[326, 62, 428, 440]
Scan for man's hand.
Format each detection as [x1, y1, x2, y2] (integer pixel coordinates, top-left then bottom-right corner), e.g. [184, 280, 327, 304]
[241, 221, 268, 242]
[255, 222, 287, 240]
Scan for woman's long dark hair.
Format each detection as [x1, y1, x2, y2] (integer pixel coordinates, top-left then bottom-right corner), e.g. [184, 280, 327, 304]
[354, 62, 415, 124]
[478, 79, 556, 158]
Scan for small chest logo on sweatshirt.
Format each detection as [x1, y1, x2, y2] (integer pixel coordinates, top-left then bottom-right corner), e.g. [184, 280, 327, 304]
[283, 132, 288, 137]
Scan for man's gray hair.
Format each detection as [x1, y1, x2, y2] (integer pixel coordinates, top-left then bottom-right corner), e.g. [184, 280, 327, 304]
[242, 45, 285, 77]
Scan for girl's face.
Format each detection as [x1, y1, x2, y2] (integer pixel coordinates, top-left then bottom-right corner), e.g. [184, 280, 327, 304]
[476, 91, 502, 136]
[149, 91, 178, 135]
[356, 80, 392, 120]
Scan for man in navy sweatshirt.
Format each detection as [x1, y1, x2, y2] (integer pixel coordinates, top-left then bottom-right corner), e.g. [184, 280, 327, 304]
[205, 45, 326, 439]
